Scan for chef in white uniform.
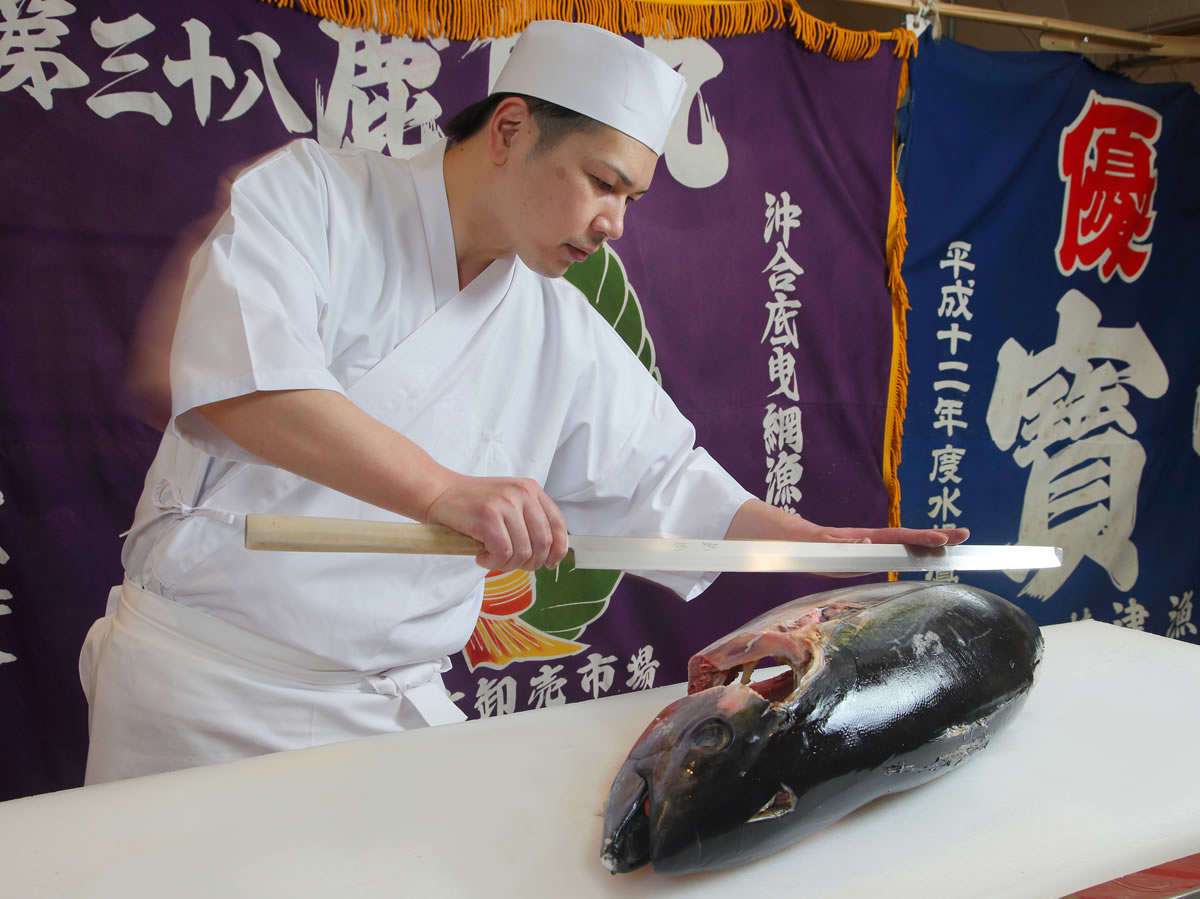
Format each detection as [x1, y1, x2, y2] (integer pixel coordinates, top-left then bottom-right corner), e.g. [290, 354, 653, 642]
[80, 20, 968, 784]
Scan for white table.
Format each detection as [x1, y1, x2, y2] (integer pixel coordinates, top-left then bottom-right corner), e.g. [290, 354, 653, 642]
[1, 620, 1198, 897]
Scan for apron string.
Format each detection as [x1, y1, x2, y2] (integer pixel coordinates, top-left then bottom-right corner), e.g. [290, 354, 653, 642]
[119, 479, 242, 537]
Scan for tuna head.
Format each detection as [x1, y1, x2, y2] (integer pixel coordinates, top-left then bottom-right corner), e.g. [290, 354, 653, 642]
[600, 683, 788, 875]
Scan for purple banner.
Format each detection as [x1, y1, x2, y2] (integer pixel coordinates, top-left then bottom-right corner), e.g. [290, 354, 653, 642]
[1, 1, 902, 797]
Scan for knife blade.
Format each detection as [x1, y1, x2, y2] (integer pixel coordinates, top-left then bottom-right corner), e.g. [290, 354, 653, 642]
[244, 514, 1062, 574]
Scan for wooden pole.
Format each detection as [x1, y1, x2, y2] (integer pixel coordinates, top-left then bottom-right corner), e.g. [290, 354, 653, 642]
[835, 0, 1200, 57]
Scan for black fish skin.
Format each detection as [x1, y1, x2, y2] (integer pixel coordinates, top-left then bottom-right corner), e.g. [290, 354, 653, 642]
[600, 581, 1043, 876]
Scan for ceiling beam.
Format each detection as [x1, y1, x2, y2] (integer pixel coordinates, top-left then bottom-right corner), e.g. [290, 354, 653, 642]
[835, 0, 1200, 56]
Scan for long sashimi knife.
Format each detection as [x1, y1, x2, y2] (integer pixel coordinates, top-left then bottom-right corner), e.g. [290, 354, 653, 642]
[244, 514, 1062, 574]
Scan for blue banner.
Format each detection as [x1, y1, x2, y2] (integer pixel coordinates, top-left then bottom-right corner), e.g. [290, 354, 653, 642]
[899, 37, 1200, 640]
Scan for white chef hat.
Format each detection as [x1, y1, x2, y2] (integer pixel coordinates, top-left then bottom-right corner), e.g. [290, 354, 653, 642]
[492, 20, 686, 155]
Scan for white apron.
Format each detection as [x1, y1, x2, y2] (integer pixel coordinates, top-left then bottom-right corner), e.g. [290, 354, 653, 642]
[79, 580, 462, 784]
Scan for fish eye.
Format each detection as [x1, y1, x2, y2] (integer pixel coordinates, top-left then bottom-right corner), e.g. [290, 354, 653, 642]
[690, 718, 732, 752]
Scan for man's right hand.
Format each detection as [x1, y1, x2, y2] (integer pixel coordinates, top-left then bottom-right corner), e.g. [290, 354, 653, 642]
[424, 475, 569, 572]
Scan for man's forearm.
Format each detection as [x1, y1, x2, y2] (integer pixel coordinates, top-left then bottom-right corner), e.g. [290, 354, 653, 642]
[724, 498, 824, 541]
[725, 498, 968, 547]
[194, 388, 571, 571]
[195, 389, 452, 521]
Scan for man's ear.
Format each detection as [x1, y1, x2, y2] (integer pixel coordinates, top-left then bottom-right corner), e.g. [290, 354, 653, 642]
[487, 96, 534, 165]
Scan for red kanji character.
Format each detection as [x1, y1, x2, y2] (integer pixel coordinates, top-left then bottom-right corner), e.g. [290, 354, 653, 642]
[1056, 90, 1162, 283]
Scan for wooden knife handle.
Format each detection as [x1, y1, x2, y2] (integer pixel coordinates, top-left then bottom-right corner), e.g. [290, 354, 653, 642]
[244, 514, 484, 555]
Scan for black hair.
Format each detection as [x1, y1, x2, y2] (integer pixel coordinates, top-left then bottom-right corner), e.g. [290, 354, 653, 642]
[443, 93, 604, 152]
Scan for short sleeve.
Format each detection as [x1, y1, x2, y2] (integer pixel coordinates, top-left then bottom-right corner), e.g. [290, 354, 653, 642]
[168, 140, 346, 461]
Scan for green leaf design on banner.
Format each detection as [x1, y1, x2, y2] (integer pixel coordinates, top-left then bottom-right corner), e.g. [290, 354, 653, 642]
[511, 245, 659, 644]
[525, 556, 623, 643]
[564, 244, 661, 383]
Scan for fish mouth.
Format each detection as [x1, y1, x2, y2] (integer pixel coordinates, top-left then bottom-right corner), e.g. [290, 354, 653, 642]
[601, 769, 651, 873]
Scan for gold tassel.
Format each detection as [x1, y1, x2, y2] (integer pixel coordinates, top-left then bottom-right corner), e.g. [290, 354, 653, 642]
[881, 57, 913, 552]
[263, 0, 917, 61]
[263, 0, 789, 39]
[788, 2, 916, 61]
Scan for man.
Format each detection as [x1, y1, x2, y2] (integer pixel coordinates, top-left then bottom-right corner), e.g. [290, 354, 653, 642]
[80, 21, 967, 784]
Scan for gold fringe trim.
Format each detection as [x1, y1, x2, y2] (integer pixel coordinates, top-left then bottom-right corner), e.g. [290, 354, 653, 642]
[266, 0, 788, 39]
[895, 38, 913, 99]
[882, 56, 913, 549]
[264, 0, 917, 53]
[789, 3, 915, 60]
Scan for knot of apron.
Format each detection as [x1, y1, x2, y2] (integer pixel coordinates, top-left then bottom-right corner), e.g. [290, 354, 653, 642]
[151, 479, 241, 528]
[366, 657, 451, 697]
[367, 656, 466, 727]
